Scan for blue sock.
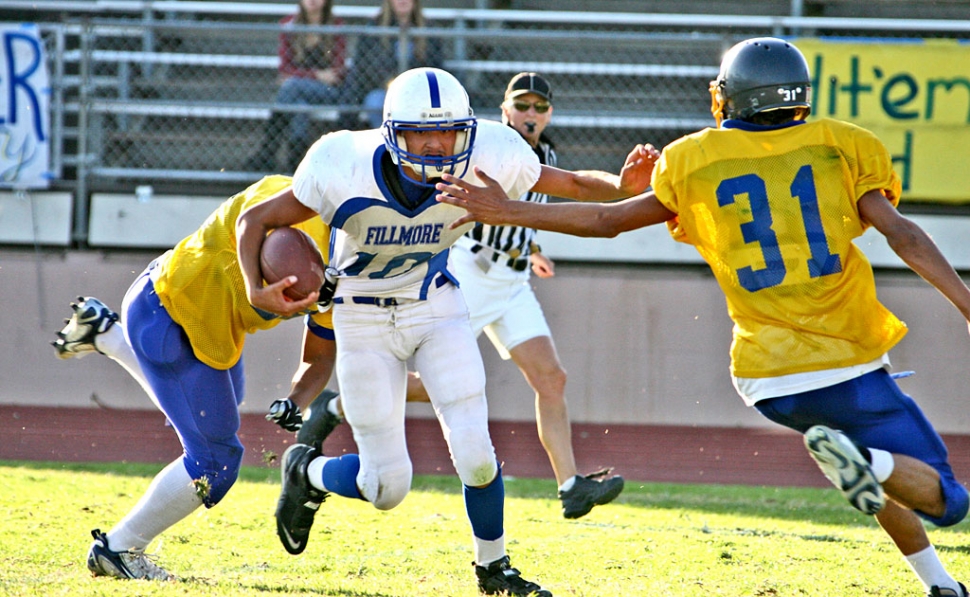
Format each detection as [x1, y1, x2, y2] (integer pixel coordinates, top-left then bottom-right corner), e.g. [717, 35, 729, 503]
[321, 454, 364, 500]
[463, 469, 504, 541]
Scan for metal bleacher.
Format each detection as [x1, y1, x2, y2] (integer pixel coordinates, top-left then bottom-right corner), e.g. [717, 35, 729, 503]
[27, 2, 724, 194]
[8, 0, 970, 212]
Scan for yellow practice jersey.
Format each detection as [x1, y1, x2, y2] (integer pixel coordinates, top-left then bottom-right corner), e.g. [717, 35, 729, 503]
[652, 118, 907, 378]
[152, 175, 333, 369]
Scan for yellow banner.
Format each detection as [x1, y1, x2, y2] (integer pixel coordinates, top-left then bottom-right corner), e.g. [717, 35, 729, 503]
[794, 38, 970, 203]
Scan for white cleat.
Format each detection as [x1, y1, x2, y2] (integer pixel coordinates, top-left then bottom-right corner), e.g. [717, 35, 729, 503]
[804, 425, 885, 515]
[86, 529, 174, 581]
[51, 296, 118, 359]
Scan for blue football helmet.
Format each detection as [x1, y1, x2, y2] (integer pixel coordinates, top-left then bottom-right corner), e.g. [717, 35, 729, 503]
[709, 37, 812, 127]
[382, 67, 477, 186]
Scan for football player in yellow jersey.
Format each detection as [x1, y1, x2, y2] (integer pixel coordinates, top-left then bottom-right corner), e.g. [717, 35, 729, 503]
[437, 38, 970, 597]
[52, 175, 338, 581]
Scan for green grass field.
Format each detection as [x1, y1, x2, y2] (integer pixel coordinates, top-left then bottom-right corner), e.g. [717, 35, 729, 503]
[2, 461, 968, 596]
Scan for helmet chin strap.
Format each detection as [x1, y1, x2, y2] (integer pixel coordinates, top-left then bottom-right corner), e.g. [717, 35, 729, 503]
[404, 160, 446, 185]
[389, 134, 439, 184]
[709, 81, 726, 127]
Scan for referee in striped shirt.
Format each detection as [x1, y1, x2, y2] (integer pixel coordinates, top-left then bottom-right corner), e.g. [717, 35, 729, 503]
[447, 72, 625, 519]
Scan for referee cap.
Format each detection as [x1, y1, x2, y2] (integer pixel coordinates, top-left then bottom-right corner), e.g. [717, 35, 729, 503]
[505, 72, 553, 102]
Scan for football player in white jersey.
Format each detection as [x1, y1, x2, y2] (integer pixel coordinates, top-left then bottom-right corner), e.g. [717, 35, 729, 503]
[236, 67, 652, 596]
[295, 73, 625, 521]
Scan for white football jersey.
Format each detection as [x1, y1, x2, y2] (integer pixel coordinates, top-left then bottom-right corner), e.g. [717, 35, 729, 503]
[292, 121, 541, 299]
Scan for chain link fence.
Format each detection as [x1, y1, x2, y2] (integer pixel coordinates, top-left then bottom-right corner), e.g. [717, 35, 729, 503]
[58, 14, 726, 186]
[20, 2, 970, 201]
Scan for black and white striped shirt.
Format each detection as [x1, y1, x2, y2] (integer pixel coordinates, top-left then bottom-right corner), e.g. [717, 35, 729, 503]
[465, 132, 556, 260]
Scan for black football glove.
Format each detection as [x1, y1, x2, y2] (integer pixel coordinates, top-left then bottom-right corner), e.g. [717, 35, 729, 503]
[315, 266, 339, 312]
[266, 398, 303, 432]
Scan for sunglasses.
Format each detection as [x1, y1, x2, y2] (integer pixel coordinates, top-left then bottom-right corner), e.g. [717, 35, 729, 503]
[511, 100, 551, 114]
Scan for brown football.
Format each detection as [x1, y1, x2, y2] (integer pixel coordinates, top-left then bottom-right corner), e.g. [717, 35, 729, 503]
[259, 226, 326, 301]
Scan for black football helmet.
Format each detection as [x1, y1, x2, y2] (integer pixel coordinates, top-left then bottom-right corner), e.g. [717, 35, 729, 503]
[709, 37, 811, 127]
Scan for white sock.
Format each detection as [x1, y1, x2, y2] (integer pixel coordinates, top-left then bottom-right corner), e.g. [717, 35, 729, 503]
[106, 460, 203, 551]
[307, 455, 329, 492]
[327, 396, 342, 418]
[869, 448, 895, 483]
[95, 325, 162, 410]
[559, 475, 579, 492]
[905, 545, 960, 593]
[474, 534, 505, 567]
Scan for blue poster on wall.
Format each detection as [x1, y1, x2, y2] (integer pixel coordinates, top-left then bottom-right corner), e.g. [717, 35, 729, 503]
[0, 23, 51, 189]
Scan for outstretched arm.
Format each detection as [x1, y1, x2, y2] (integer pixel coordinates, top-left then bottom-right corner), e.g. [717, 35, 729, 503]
[532, 144, 660, 202]
[437, 166, 676, 237]
[859, 189, 970, 329]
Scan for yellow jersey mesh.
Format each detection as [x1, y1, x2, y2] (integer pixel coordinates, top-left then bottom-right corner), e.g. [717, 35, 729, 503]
[152, 175, 333, 369]
[653, 118, 906, 378]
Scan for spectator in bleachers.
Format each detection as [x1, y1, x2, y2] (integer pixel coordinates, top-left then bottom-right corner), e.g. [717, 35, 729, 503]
[245, 0, 347, 173]
[348, 0, 444, 129]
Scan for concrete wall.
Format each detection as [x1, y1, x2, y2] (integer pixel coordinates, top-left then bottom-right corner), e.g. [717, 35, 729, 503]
[3, 246, 969, 432]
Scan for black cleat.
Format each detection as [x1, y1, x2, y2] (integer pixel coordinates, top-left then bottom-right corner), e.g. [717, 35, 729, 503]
[929, 582, 969, 596]
[276, 443, 328, 555]
[475, 556, 552, 596]
[296, 389, 343, 450]
[559, 469, 625, 519]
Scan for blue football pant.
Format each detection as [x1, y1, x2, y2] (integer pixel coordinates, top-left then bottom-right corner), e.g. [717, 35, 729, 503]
[122, 270, 245, 507]
[755, 368, 968, 527]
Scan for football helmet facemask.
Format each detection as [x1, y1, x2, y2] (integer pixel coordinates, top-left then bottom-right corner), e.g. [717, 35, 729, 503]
[382, 67, 477, 186]
[709, 37, 812, 127]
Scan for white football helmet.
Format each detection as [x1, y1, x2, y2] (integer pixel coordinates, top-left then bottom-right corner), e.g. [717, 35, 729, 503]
[382, 67, 477, 185]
